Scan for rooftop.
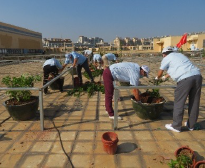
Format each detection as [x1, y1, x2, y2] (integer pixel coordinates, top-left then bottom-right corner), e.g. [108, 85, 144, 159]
[0, 55, 205, 167]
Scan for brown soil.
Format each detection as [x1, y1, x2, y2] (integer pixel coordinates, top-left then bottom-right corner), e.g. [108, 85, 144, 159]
[5, 96, 38, 106]
[139, 92, 165, 104]
[178, 149, 193, 159]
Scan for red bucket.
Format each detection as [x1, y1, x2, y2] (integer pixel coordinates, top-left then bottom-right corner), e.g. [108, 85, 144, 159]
[101, 132, 118, 155]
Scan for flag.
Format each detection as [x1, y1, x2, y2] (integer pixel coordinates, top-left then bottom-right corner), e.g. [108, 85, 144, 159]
[176, 33, 187, 48]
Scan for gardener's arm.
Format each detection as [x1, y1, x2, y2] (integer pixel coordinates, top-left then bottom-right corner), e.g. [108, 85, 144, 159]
[156, 69, 164, 78]
[73, 58, 78, 67]
[133, 89, 140, 101]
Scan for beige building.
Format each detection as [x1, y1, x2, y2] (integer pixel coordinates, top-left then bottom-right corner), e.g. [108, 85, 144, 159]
[153, 33, 205, 52]
[0, 21, 43, 55]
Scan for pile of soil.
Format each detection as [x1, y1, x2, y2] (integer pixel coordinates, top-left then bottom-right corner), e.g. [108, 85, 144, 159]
[133, 92, 165, 104]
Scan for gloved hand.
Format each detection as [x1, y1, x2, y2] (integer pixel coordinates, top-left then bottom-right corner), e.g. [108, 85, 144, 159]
[162, 76, 166, 81]
[155, 76, 158, 80]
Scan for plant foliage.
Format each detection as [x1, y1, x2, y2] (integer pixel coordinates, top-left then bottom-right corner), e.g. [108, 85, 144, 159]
[67, 81, 104, 98]
[168, 154, 192, 168]
[2, 74, 41, 102]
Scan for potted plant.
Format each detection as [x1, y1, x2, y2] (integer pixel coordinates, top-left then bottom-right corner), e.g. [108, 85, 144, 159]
[131, 78, 167, 120]
[2, 74, 41, 121]
[168, 146, 196, 168]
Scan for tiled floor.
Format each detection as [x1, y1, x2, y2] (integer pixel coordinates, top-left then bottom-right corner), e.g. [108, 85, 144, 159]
[0, 56, 205, 167]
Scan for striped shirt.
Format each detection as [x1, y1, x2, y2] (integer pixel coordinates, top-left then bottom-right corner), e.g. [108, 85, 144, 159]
[109, 62, 140, 86]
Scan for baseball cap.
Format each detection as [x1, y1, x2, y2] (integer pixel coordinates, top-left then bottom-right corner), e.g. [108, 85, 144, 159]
[141, 65, 150, 77]
[162, 46, 173, 54]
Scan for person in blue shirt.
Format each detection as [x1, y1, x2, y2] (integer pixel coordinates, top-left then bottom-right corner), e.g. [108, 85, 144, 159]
[43, 57, 66, 94]
[65, 51, 94, 85]
[102, 53, 118, 69]
[103, 62, 150, 120]
[155, 46, 202, 133]
[93, 54, 102, 69]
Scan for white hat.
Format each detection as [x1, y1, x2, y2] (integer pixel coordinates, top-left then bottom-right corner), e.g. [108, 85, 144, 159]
[141, 65, 150, 77]
[162, 46, 173, 53]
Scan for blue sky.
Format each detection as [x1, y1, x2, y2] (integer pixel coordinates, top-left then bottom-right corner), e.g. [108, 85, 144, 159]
[1, 0, 205, 43]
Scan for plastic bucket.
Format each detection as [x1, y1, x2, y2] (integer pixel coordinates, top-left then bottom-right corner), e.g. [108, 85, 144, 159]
[101, 132, 118, 155]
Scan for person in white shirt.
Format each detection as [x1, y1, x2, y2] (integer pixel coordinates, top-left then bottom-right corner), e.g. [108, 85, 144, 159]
[155, 46, 202, 133]
[103, 62, 150, 120]
[93, 54, 102, 69]
[43, 57, 66, 94]
[102, 53, 118, 69]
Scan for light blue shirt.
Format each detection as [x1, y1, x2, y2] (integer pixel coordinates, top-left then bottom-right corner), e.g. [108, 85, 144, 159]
[43, 58, 62, 69]
[105, 53, 116, 61]
[110, 62, 140, 86]
[160, 52, 201, 82]
[65, 52, 86, 65]
[93, 54, 102, 62]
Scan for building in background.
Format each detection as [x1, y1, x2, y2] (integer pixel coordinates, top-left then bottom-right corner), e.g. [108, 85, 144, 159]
[153, 33, 205, 52]
[0, 21, 43, 55]
[42, 38, 73, 53]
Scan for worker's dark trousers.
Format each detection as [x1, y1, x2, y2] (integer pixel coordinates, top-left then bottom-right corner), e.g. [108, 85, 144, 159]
[103, 67, 114, 116]
[77, 58, 94, 84]
[43, 65, 63, 94]
[172, 75, 202, 131]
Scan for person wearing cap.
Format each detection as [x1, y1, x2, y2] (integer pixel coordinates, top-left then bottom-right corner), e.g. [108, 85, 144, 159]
[84, 49, 93, 63]
[43, 57, 66, 94]
[65, 51, 94, 85]
[155, 46, 202, 133]
[93, 53, 102, 69]
[103, 62, 150, 120]
[102, 53, 118, 69]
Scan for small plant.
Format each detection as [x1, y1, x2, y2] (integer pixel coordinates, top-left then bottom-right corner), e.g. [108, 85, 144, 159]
[67, 81, 104, 97]
[147, 77, 169, 98]
[83, 64, 103, 79]
[2, 74, 41, 102]
[168, 154, 192, 168]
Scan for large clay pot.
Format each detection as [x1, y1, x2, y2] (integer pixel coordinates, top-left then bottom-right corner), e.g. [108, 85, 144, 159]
[194, 160, 205, 168]
[175, 146, 196, 168]
[3, 96, 39, 121]
[102, 132, 118, 155]
[49, 77, 64, 90]
[131, 98, 166, 120]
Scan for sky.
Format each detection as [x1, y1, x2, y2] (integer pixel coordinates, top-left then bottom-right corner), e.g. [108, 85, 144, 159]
[1, 0, 205, 43]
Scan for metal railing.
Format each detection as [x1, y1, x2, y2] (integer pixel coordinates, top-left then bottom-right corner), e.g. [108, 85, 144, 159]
[0, 67, 74, 131]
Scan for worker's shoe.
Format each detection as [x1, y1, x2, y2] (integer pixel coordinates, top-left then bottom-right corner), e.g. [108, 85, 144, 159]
[165, 124, 180, 133]
[184, 122, 194, 131]
[109, 116, 122, 120]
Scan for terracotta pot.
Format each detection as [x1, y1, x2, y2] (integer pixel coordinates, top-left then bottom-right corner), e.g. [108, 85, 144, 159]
[74, 77, 80, 87]
[194, 160, 205, 168]
[101, 132, 118, 155]
[175, 146, 196, 168]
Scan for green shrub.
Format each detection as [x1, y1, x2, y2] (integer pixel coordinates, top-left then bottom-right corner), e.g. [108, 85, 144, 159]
[2, 74, 41, 102]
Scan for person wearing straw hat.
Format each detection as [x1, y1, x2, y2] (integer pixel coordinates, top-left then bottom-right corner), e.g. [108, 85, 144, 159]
[103, 62, 150, 120]
[155, 46, 202, 132]
[65, 51, 94, 85]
